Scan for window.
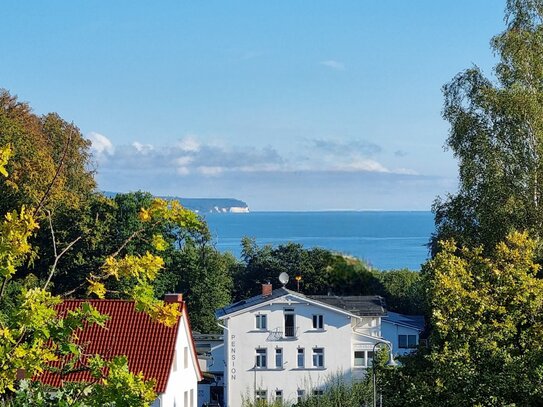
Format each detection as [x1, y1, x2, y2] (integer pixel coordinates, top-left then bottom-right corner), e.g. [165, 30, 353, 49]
[275, 390, 283, 402]
[354, 350, 365, 367]
[399, 334, 418, 349]
[190, 389, 194, 407]
[184, 346, 188, 369]
[256, 348, 267, 368]
[312, 314, 324, 329]
[172, 350, 177, 371]
[297, 389, 305, 403]
[367, 351, 374, 366]
[313, 390, 324, 397]
[312, 348, 324, 368]
[255, 314, 267, 330]
[184, 390, 188, 407]
[297, 348, 305, 368]
[353, 350, 374, 367]
[275, 348, 283, 368]
[284, 310, 295, 337]
[255, 390, 267, 401]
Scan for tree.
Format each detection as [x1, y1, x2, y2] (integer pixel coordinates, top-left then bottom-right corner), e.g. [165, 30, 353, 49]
[0, 90, 96, 215]
[375, 269, 426, 315]
[170, 240, 235, 333]
[433, 0, 543, 255]
[0, 145, 205, 405]
[381, 232, 543, 406]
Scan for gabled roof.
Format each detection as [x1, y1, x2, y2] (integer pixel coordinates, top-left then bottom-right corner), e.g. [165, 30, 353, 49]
[38, 298, 202, 393]
[382, 311, 425, 331]
[308, 295, 387, 317]
[216, 288, 387, 318]
[216, 287, 292, 318]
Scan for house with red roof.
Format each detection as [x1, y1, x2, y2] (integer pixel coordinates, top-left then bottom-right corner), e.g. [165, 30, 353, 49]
[38, 294, 203, 407]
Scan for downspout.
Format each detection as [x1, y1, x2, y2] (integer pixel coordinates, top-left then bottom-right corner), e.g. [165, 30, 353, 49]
[217, 321, 229, 407]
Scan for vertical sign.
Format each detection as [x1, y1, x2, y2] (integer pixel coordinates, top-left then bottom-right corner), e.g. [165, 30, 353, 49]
[230, 334, 236, 380]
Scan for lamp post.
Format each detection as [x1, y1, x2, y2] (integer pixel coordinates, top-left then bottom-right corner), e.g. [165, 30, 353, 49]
[372, 341, 397, 407]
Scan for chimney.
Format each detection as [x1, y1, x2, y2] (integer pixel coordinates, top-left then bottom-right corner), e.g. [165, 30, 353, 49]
[164, 293, 183, 303]
[262, 283, 272, 297]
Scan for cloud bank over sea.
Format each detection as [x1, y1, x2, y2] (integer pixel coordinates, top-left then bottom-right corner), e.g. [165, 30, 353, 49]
[88, 133, 455, 211]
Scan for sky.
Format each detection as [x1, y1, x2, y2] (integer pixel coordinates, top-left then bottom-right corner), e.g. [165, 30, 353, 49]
[1, 1, 507, 210]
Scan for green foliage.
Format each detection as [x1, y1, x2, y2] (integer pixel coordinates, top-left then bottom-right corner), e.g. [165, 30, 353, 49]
[234, 238, 425, 314]
[7, 356, 155, 406]
[0, 141, 207, 404]
[168, 240, 235, 333]
[375, 269, 426, 315]
[433, 0, 543, 255]
[240, 375, 372, 407]
[0, 90, 95, 215]
[381, 232, 543, 406]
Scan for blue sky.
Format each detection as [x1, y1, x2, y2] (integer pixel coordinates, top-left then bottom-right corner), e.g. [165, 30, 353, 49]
[1, 1, 505, 210]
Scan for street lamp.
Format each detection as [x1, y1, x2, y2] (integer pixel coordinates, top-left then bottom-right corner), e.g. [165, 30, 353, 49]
[372, 341, 397, 407]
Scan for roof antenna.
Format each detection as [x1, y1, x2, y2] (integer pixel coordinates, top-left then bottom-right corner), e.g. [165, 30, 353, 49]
[278, 272, 289, 287]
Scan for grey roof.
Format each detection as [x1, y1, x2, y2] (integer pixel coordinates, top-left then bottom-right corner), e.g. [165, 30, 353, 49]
[307, 295, 387, 317]
[382, 311, 425, 331]
[216, 287, 292, 318]
[216, 288, 387, 318]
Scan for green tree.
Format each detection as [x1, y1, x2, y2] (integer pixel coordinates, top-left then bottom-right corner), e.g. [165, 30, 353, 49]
[381, 232, 543, 406]
[0, 142, 205, 405]
[433, 0, 543, 254]
[375, 269, 426, 315]
[170, 240, 235, 333]
[0, 90, 95, 215]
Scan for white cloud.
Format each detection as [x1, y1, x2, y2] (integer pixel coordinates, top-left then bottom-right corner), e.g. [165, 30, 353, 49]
[334, 159, 390, 173]
[178, 136, 200, 152]
[197, 166, 224, 176]
[132, 141, 154, 154]
[320, 60, 345, 71]
[176, 156, 194, 166]
[87, 132, 115, 156]
[176, 167, 190, 176]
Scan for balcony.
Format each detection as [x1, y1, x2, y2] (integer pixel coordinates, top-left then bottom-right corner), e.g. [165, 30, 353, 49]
[267, 327, 299, 341]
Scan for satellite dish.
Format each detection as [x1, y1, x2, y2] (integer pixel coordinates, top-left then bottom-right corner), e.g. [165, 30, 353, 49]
[279, 272, 289, 286]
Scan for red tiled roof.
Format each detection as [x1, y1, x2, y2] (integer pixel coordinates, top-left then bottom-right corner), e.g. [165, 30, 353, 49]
[38, 299, 183, 393]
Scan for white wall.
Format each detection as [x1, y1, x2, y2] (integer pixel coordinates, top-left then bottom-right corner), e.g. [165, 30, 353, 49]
[381, 320, 420, 356]
[153, 314, 200, 407]
[223, 294, 381, 407]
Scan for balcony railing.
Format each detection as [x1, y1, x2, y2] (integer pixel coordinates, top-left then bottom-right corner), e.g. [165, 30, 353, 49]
[267, 327, 299, 341]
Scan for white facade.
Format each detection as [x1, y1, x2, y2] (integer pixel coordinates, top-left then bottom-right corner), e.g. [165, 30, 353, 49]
[381, 312, 424, 356]
[152, 311, 202, 407]
[218, 289, 388, 407]
[195, 334, 226, 406]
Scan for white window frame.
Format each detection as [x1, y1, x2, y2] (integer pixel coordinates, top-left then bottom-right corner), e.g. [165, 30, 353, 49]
[312, 348, 324, 368]
[256, 348, 267, 368]
[275, 390, 283, 402]
[255, 314, 267, 330]
[297, 348, 305, 368]
[399, 334, 418, 349]
[255, 389, 267, 401]
[312, 314, 324, 329]
[275, 348, 283, 368]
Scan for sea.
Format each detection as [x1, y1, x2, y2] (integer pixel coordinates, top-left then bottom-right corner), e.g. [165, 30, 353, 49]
[203, 211, 435, 271]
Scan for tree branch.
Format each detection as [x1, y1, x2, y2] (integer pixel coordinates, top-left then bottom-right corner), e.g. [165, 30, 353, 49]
[34, 127, 73, 216]
[43, 210, 82, 290]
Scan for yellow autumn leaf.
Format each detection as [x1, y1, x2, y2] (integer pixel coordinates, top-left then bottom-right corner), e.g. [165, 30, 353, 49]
[87, 279, 106, 299]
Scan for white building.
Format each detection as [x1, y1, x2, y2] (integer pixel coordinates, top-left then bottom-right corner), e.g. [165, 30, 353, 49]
[39, 294, 203, 407]
[216, 284, 392, 407]
[194, 333, 226, 406]
[382, 311, 425, 356]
